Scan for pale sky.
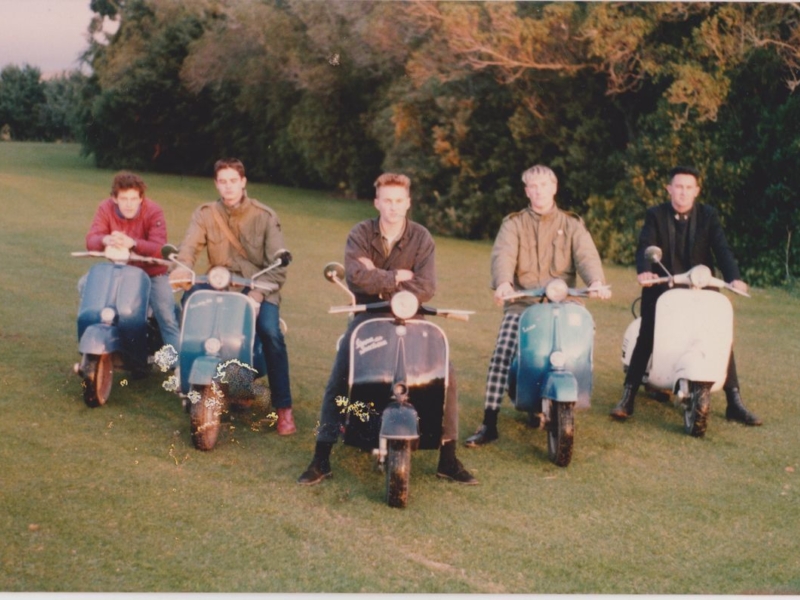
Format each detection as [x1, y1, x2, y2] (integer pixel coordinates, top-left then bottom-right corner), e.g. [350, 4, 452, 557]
[0, 0, 96, 75]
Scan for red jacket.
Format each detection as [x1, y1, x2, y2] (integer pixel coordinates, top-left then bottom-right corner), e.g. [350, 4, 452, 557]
[85, 197, 169, 277]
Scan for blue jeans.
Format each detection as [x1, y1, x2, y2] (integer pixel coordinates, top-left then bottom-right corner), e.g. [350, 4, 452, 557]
[256, 300, 293, 409]
[149, 274, 181, 351]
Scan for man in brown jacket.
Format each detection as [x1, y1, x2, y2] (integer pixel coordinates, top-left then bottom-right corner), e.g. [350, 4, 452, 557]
[170, 158, 296, 435]
[465, 164, 610, 447]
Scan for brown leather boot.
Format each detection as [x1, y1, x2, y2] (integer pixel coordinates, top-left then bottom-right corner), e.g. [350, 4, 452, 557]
[276, 407, 297, 435]
[610, 384, 638, 421]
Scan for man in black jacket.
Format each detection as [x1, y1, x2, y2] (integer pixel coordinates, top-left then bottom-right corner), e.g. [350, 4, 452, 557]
[610, 166, 761, 425]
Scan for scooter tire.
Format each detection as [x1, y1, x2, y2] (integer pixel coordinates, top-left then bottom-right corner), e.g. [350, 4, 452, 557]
[83, 353, 113, 408]
[547, 401, 575, 467]
[385, 439, 411, 509]
[684, 382, 711, 438]
[190, 384, 224, 451]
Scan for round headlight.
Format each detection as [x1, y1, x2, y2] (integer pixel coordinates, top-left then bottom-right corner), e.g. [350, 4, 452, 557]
[100, 307, 116, 324]
[545, 279, 569, 303]
[204, 337, 222, 355]
[550, 351, 567, 369]
[391, 291, 419, 320]
[689, 265, 712, 289]
[208, 266, 231, 290]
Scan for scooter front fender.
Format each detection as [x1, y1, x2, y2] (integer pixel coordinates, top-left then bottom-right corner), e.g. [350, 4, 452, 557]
[379, 401, 420, 441]
[673, 348, 724, 392]
[543, 371, 579, 403]
[78, 324, 120, 355]
[187, 356, 222, 389]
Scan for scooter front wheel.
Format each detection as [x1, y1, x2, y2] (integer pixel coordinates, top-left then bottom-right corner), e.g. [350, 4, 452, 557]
[82, 353, 113, 408]
[547, 401, 575, 467]
[385, 439, 411, 508]
[684, 382, 711, 437]
[189, 384, 224, 451]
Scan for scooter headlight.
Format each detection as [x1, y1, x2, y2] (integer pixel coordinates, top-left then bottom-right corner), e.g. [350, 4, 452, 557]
[391, 291, 419, 320]
[689, 265, 712, 289]
[545, 279, 569, 303]
[208, 266, 231, 290]
[100, 307, 116, 324]
[204, 337, 222, 355]
[549, 351, 567, 369]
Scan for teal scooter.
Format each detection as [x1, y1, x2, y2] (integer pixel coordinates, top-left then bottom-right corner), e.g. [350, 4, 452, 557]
[165, 246, 291, 451]
[505, 279, 608, 467]
[72, 246, 172, 408]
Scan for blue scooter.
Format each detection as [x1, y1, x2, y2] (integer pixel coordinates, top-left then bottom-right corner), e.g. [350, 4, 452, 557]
[72, 246, 172, 408]
[165, 246, 291, 451]
[324, 262, 472, 508]
[504, 279, 608, 467]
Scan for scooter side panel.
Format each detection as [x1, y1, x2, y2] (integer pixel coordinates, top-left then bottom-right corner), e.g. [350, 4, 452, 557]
[515, 303, 594, 412]
[179, 290, 256, 393]
[648, 289, 733, 391]
[345, 319, 447, 451]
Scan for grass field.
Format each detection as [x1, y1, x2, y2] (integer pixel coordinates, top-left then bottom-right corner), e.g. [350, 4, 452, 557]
[0, 142, 798, 593]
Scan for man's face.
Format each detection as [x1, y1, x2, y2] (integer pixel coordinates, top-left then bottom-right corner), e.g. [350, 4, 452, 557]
[113, 188, 143, 219]
[374, 184, 410, 227]
[524, 173, 557, 214]
[215, 167, 247, 207]
[666, 173, 700, 214]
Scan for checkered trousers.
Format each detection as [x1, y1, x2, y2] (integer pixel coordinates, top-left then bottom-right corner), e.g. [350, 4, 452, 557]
[484, 312, 521, 410]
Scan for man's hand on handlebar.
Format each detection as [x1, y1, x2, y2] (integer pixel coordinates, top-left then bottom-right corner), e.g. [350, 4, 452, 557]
[588, 280, 612, 300]
[637, 271, 660, 287]
[494, 281, 514, 306]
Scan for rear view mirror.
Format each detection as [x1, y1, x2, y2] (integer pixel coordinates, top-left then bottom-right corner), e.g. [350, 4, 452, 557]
[644, 246, 663, 264]
[323, 262, 345, 283]
[161, 244, 179, 260]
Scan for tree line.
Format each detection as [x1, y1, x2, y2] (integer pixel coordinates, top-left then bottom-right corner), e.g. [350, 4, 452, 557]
[2, 1, 798, 286]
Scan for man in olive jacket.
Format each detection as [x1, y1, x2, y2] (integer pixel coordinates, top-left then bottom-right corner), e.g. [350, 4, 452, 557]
[171, 158, 296, 435]
[610, 165, 761, 425]
[465, 164, 611, 447]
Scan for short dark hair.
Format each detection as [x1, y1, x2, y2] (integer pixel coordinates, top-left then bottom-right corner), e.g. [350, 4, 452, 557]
[214, 158, 246, 179]
[111, 171, 146, 197]
[669, 165, 701, 182]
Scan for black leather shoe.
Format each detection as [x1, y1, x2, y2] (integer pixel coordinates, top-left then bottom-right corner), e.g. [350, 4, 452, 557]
[464, 425, 498, 448]
[436, 458, 478, 485]
[725, 388, 762, 426]
[610, 384, 638, 421]
[297, 459, 332, 485]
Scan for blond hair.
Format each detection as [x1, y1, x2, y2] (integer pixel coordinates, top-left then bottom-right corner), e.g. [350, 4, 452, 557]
[521, 165, 557, 186]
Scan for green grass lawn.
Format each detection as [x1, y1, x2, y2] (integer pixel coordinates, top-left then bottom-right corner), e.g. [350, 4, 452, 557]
[0, 142, 798, 593]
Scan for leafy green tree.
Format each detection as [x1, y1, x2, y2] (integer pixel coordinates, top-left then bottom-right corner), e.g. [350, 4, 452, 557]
[0, 65, 46, 140]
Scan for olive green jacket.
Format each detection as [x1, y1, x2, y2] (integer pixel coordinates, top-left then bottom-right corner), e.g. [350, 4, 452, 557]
[491, 205, 605, 314]
[175, 195, 287, 305]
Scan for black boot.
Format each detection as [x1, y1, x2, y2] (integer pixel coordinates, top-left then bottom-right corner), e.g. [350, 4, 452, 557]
[297, 442, 333, 485]
[610, 384, 638, 421]
[437, 440, 478, 485]
[725, 388, 762, 426]
[464, 408, 499, 447]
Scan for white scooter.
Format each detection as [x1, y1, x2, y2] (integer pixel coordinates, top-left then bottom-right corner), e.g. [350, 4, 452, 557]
[621, 246, 750, 437]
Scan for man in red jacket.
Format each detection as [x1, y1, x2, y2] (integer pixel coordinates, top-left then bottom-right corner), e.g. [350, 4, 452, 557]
[83, 172, 180, 355]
